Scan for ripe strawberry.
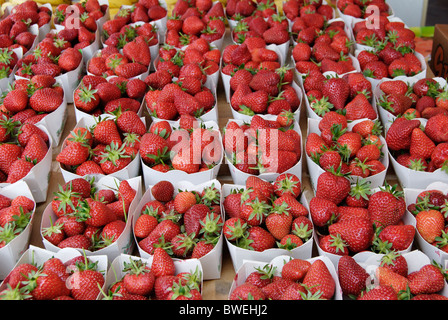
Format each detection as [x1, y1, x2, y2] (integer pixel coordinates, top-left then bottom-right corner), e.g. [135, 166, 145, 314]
[385, 117, 421, 151]
[151, 247, 175, 277]
[230, 283, 265, 300]
[244, 226, 275, 251]
[281, 259, 311, 282]
[265, 202, 292, 240]
[338, 255, 369, 297]
[302, 259, 335, 300]
[415, 209, 445, 244]
[357, 285, 398, 300]
[27, 270, 71, 300]
[122, 258, 155, 296]
[315, 170, 351, 205]
[58, 234, 92, 249]
[368, 184, 406, 228]
[376, 266, 409, 294]
[377, 224, 415, 251]
[68, 262, 105, 300]
[409, 263, 446, 295]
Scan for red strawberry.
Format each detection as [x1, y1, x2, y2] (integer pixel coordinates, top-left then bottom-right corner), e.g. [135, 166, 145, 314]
[337, 255, 369, 297]
[302, 259, 335, 300]
[151, 247, 175, 277]
[368, 184, 406, 228]
[328, 216, 374, 253]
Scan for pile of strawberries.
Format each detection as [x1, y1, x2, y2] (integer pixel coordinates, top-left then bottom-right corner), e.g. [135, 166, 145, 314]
[226, 0, 278, 24]
[54, 0, 107, 32]
[104, 0, 166, 35]
[103, 252, 202, 300]
[283, 0, 335, 22]
[291, 19, 356, 76]
[0, 193, 35, 248]
[223, 175, 313, 251]
[139, 120, 222, 174]
[229, 258, 336, 300]
[386, 114, 448, 173]
[221, 40, 281, 75]
[88, 37, 151, 79]
[103, 20, 159, 52]
[154, 38, 220, 83]
[145, 72, 217, 121]
[224, 115, 301, 175]
[306, 113, 386, 179]
[165, 0, 226, 48]
[231, 14, 290, 47]
[338, 254, 448, 300]
[309, 174, 415, 256]
[56, 112, 145, 176]
[408, 189, 448, 251]
[43, 178, 136, 251]
[135, 180, 222, 259]
[337, 0, 392, 19]
[0, 0, 48, 54]
[15, 37, 84, 79]
[305, 72, 377, 121]
[0, 115, 50, 184]
[0, 254, 105, 300]
[229, 66, 300, 117]
[357, 45, 423, 80]
[377, 77, 447, 120]
[74, 74, 145, 117]
[353, 17, 416, 52]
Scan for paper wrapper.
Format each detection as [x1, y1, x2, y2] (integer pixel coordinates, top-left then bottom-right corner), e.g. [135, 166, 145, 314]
[228, 254, 342, 300]
[0, 245, 109, 299]
[59, 115, 143, 182]
[133, 179, 223, 280]
[306, 118, 388, 192]
[141, 121, 223, 188]
[404, 182, 448, 266]
[0, 125, 53, 203]
[105, 253, 203, 297]
[225, 118, 303, 185]
[40, 176, 142, 263]
[0, 181, 36, 280]
[223, 184, 313, 273]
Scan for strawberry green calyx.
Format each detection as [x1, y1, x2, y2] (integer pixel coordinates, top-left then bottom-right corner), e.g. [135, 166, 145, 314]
[123, 257, 151, 276]
[379, 182, 404, 200]
[99, 142, 131, 167]
[0, 283, 30, 300]
[226, 219, 248, 241]
[199, 213, 223, 237]
[178, 265, 202, 291]
[0, 222, 22, 245]
[243, 198, 271, 224]
[326, 234, 349, 254]
[349, 178, 372, 201]
[310, 96, 334, 117]
[291, 221, 313, 242]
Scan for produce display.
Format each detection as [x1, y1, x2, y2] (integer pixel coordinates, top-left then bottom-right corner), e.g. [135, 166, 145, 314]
[0, 0, 446, 303]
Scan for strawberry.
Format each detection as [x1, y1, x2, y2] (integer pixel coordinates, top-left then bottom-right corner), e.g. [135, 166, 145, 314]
[376, 266, 409, 294]
[368, 184, 406, 228]
[309, 196, 339, 227]
[3, 89, 29, 113]
[315, 170, 351, 205]
[58, 47, 82, 72]
[68, 261, 105, 300]
[357, 285, 398, 300]
[379, 251, 408, 278]
[230, 283, 265, 300]
[377, 224, 415, 251]
[243, 226, 275, 251]
[385, 117, 421, 151]
[415, 209, 445, 244]
[6, 158, 34, 183]
[409, 263, 446, 295]
[183, 203, 210, 237]
[281, 258, 311, 282]
[74, 85, 100, 113]
[322, 77, 350, 110]
[56, 141, 90, 167]
[302, 259, 335, 300]
[26, 270, 71, 300]
[265, 202, 292, 240]
[337, 255, 369, 297]
[123, 37, 152, 67]
[58, 234, 92, 249]
[122, 258, 155, 296]
[151, 247, 175, 277]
